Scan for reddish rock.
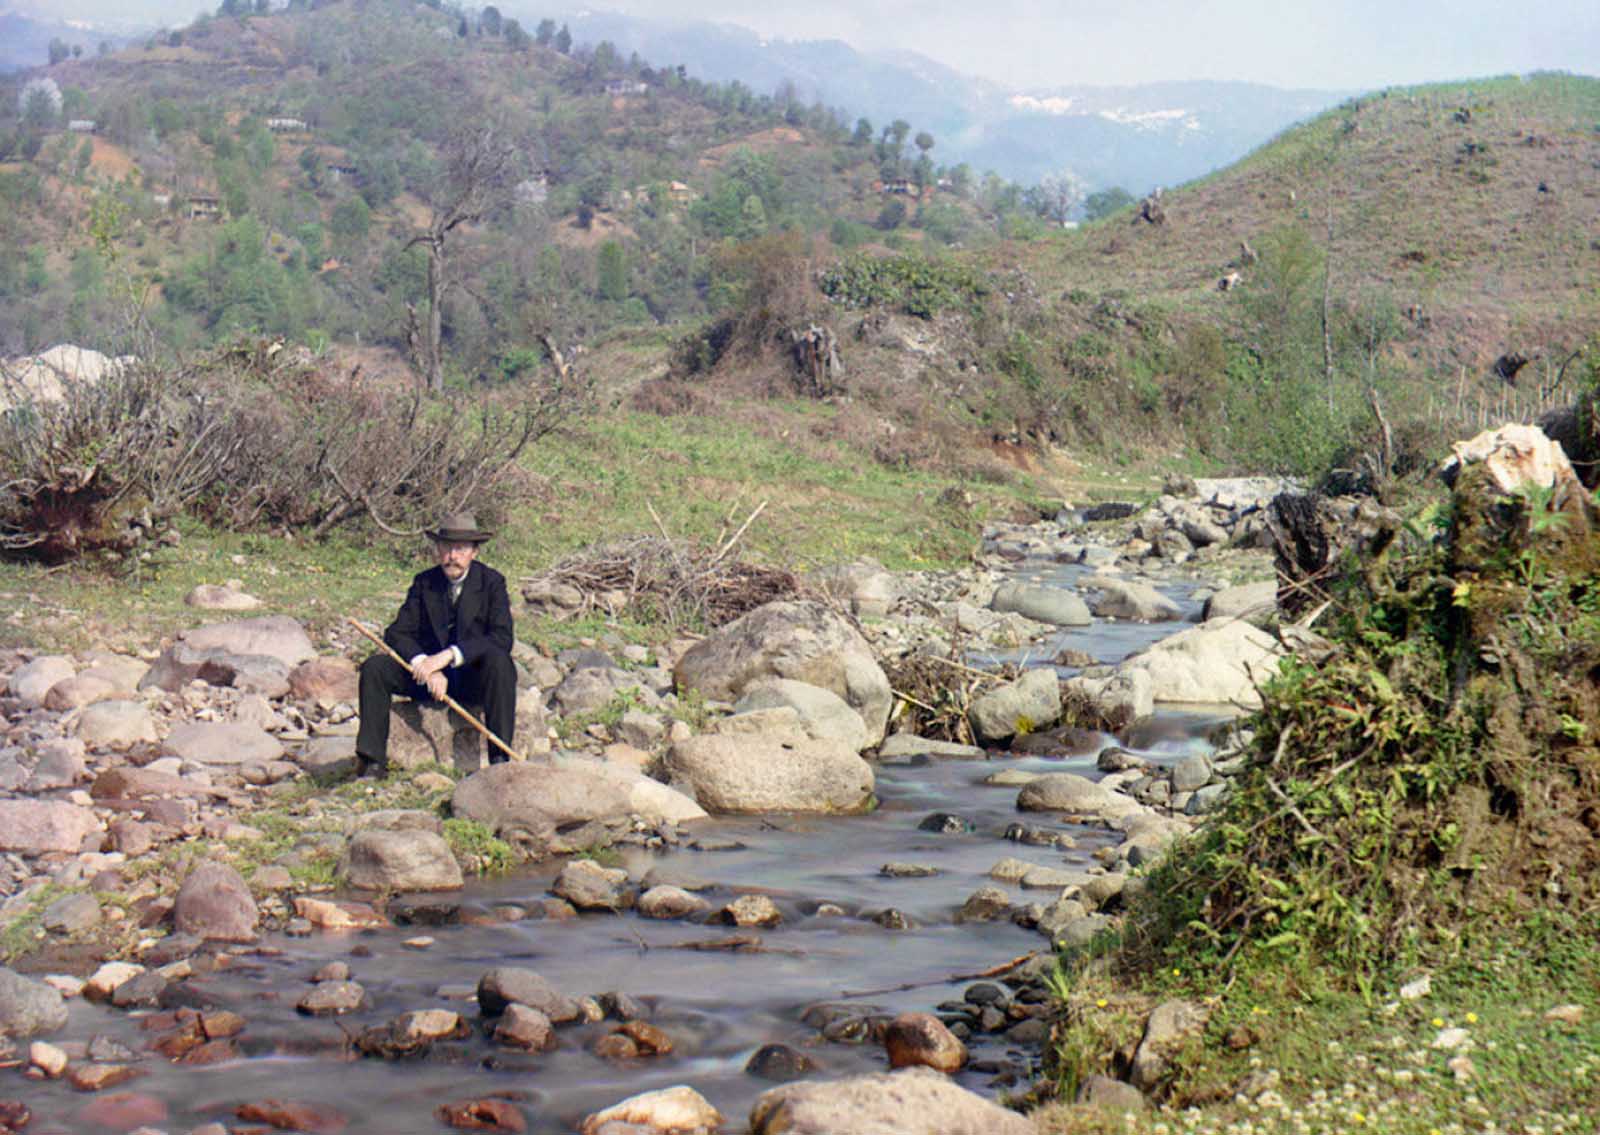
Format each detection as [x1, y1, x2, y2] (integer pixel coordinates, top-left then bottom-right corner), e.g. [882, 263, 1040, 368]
[174, 862, 258, 942]
[289, 657, 360, 702]
[73, 1091, 166, 1130]
[201, 1010, 247, 1039]
[296, 981, 367, 1016]
[616, 1020, 673, 1056]
[492, 1004, 554, 1051]
[0, 1101, 30, 1129]
[436, 1098, 527, 1133]
[108, 818, 158, 856]
[884, 1012, 967, 1074]
[235, 1099, 348, 1133]
[0, 800, 100, 854]
[91, 767, 208, 800]
[66, 1063, 144, 1092]
[591, 1033, 639, 1060]
[179, 1038, 240, 1065]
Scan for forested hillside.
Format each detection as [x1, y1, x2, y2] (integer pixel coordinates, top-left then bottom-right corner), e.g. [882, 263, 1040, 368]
[0, 0, 1055, 381]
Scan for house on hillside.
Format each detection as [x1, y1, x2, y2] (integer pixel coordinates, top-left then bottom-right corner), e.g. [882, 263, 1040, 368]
[668, 180, 696, 204]
[266, 117, 309, 134]
[186, 194, 221, 219]
[67, 120, 97, 134]
[603, 79, 648, 96]
[325, 160, 359, 182]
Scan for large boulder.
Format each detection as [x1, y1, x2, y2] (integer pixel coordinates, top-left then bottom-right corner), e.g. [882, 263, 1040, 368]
[0, 968, 68, 1037]
[1062, 669, 1154, 729]
[163, 722, 283, 766]
[1017, 773, 1142, 822]
[674, 600, 892, 745]
[140, 616, 314, 694]
[340, 830, 463, 892]
[750, 1068, 1033, 1135]
[1083, 575, 1182, 622]
[733, 679, 870, 751]
[76, 699, 159, 749]
[8, 655, 76, 707]
[969, 668, 1062, 745]
[1202, 580, 1278, 626]
[0, 800, 100, 854]
[450, 759, 704, 851]
[990, 581, 1091, 627]
[1117, 619, 1283, 707]
[663, 729, 874, 814]
[581, 1086, 722, 1135]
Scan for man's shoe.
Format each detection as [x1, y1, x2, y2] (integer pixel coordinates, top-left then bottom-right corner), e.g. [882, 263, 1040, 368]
[355, 754, 388, 780]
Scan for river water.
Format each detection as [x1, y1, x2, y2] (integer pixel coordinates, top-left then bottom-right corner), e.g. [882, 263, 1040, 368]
[25, 562, 1235, 1134]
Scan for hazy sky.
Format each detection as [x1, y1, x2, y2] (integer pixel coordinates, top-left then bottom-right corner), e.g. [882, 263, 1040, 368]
[578, 0, 1600, 91]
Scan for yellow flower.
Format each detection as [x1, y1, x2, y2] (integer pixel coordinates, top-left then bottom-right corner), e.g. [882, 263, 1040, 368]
[1096, 998, 1109, 1008]
[1172, 968, 1181, 977]
[1351, 1111, 1367, 1124]
[1431, 1017, 1445, 1028]
[1465, 1012, 1478, 1024]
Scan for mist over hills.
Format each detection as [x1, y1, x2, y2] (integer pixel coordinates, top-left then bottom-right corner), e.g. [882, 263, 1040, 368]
[544, 6, 1351, 187]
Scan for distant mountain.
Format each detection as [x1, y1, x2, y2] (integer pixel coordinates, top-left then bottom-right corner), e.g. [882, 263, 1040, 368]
[533, 6, 1350, 189]
[0, 7, 129, 74]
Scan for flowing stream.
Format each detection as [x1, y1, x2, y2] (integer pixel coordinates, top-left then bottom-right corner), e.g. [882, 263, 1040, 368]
[25, 562, 1235, 1135]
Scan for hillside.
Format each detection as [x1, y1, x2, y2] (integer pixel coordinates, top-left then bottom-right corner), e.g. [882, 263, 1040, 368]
[0, 0, 1006, 372]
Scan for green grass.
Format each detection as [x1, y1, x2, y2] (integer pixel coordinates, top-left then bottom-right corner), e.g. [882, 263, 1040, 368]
[1038, 915, 1600, 1135]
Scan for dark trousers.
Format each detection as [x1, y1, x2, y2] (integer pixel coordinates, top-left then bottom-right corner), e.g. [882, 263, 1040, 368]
[356, 651, 517, 767]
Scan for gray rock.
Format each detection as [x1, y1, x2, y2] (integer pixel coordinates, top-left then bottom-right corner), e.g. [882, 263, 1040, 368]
[549, 666, 657, 716]
[990, 581, 1091, 627]
[1055, 913, 1113, 948]
[674, 600, 893, 745]
[876, 734, 986, 760]
[42, 674, 118, 711]
[164, 722, 284, 766]
[494, 1003, 554, 1050]
[616, 708, 665, 750]
[1131, 999, 1210, 1091]
[1202, 580, 1278, 627]
[1084, 575, 1182, 622]
[734, 679, 870, 752]
[1078, 1074, 1147, 1111]
[1062, 668, 1153, 729]
[297, 981, 367, 1015]
[0, 800, 100, 854]
[76, 699, 158, 748]
[299, 735, 358, 780]
[1186, 783, 1230, 815]
[0, 967, 68, 1037]
[78, 654, 148, 694]
[1170, 753, 1212, 793]
[185, 584, 262, 611]
[955, 886, 1012, 923]
[355, 809, 444, 835]
[173, 862, 258, 942]
[340, 830, 463, 892]
[1117, 619, 1283, 707]
[750, 1067, 1034, 1135]
[41, 892, 101, 934]
[1036, 898, 1090, 937]
[477, 966, 580, 1022]
[8, 656, 76, 707]
[173, 615, 316, 669]
[551, 859, 630, 911]
[1016, 774, 1141, 822]
[663, 730, 874, 814]
[25, 739, 88, 791]
[637, 885, 710, 920]
[451, 760, 704, 854]
[969, 668, 1062, 745]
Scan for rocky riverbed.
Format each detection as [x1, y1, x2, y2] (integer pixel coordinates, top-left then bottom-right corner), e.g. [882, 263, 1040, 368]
[0, 477, 1302, 1134]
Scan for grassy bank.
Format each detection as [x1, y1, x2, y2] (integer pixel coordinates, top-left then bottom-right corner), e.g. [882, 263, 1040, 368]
[0, 402, 1112, 655]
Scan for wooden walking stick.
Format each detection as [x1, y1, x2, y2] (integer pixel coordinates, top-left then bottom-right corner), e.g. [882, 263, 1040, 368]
[346, 617, 524, 764]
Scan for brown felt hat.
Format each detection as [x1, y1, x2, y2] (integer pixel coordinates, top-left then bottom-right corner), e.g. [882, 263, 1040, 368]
[426, 512, 493, 544]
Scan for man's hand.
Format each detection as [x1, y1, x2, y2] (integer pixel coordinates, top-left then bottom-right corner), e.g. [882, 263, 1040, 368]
[409, 650, 455, 686]
[424, 671, 448, 700]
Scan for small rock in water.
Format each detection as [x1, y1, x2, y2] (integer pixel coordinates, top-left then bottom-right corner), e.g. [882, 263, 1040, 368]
[720, 895, 781, 928]
[879, 862, 940, 878]
[884, 1011, 967, 1074]
[28, 1041, 67, 1078]
[871, 908, 913, 930]
[66, 1063, 144, 1092]
[311, 961, 350, 983]
[437, 1097, 527, 1134]
[493, 1004, 554, 1052]
[403, 936, 435, 950]
[579, 1085, 721, 1135]
[745, 1042, 816, 1082]
[955, 887, 1012, 923]
[917, 812, 973, 834]
[295, 981, 366, 1016]
[614, 1020, 672, 1056]
[236, 1099, 348, 1133]
[637, 885, 709, 920]
[598, 992, 647, 1021]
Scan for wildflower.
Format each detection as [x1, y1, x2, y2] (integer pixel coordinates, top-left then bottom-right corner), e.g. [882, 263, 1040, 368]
[1431, 1017, 1445, 1028]
[1465, 1012, 1478, 1024]
[1096, 998, 1109, 1008]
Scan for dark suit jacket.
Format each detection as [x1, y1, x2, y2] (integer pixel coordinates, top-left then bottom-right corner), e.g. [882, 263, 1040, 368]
[384, 560, 513, 667]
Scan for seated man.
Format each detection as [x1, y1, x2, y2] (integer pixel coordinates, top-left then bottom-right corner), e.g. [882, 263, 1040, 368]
[356, 512, 515, 776]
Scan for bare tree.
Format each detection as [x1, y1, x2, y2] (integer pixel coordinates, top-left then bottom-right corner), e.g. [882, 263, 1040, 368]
[405, 126, 523, 391]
